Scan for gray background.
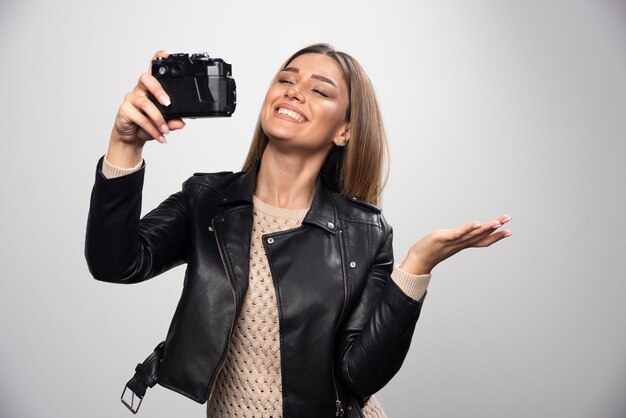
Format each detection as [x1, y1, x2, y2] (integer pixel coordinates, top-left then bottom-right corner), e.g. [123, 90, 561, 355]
[1, 0, 625, 417]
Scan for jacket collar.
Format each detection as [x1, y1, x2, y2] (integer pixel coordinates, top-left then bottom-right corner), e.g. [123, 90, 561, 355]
[216, 158, 338, 234]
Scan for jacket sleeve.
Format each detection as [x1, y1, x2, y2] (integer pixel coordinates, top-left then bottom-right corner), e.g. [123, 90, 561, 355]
[335, 215, 426, 401]
[84, 155, 197, 284]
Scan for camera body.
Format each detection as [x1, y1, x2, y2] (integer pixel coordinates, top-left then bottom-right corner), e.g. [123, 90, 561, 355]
[147, 53, 236, 118]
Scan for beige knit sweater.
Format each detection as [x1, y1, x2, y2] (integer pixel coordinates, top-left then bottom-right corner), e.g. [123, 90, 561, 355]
[101, 156, 432, 417]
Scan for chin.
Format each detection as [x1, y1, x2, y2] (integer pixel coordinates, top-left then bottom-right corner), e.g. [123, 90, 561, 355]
[261, 118, 298, 143]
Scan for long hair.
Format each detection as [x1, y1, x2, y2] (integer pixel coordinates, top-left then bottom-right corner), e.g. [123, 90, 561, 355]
[241, 43, 390, 207]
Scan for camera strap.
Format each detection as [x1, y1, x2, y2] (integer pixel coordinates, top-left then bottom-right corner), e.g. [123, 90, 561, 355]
[120, 341, 165, 414]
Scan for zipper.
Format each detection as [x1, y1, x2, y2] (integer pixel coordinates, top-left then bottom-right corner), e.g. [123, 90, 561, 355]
[207, 218, 238, 402]
[332, 228, 349, 417]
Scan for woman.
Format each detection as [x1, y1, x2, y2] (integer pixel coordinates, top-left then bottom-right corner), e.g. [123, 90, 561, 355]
[85, 43, 511, 417]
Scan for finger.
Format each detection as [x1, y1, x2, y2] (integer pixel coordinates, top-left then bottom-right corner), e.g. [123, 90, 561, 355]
[450, 219, 501, 246]
[128, 92, 169, 135]
[166, 118, 186, 131]
[496, 214, 512, 225]
[132, 72, 171, 106]
[473, 229, 512, 248]
[459, 214, 510, 244]
[123, 103, 167, 143]
[444, 220, 482, 242]
[127, 92, 170, 136]
[462, 221, 514, 248]
[442, 214, 510, 244]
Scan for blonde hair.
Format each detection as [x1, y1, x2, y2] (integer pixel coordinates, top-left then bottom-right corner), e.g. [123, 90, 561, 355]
[242, 43, 390, 207]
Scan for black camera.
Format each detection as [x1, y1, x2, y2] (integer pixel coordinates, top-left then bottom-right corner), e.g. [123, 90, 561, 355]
[147, 53, 236, 118]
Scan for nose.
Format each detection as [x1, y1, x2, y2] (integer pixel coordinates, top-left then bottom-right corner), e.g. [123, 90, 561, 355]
[285, 83, 305, 102]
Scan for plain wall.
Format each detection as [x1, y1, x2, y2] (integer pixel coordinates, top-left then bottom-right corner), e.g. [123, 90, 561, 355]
[1, 0, 625, 417]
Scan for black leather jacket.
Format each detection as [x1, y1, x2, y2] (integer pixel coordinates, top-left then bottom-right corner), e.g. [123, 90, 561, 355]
[85, 156, 426, 417]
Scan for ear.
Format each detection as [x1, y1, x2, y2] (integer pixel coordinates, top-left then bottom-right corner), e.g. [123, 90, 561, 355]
[332, 123, 351, 147]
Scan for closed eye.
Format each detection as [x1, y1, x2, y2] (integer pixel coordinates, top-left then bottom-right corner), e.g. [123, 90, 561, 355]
[312, 89, 329, 98]
[279, 79, 329, 98]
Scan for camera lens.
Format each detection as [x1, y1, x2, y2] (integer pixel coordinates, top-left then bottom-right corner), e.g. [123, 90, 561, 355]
[158, 66, 167, 75]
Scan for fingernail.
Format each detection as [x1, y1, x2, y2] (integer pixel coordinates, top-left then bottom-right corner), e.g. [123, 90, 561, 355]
[473, 222, 481, 228]
[161, 124, 170, 134]
[503, 216, 511, 222]
[159, 135, 167, 143]
[160, 94, 171, 106]
[492, 222, 501, 229]
[504, 231, 512, 237]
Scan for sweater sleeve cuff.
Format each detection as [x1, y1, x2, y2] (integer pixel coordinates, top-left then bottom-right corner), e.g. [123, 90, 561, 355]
[102, 154, 144, 179]
[391, 265, 431, 301]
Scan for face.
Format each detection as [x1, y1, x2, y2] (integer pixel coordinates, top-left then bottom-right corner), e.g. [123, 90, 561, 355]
[260, 53, 350, 153]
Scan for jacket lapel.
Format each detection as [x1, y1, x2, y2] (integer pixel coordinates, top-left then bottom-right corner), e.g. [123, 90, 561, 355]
[302, 174, 339, 235]
[212, 157, 340, 301]
[211, 163, 256, 303]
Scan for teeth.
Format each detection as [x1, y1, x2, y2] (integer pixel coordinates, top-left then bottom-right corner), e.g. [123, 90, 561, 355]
[277, 107, 305, 122]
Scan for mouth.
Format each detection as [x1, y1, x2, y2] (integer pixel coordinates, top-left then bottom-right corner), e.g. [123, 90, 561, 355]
[274, 105, 307, 123]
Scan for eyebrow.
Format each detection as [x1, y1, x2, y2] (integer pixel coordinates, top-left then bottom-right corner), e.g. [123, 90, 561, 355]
[281, 67, 337, 89]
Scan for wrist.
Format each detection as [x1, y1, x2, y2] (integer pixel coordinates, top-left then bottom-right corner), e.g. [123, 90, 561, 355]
[107, 135, 144, 169]
[399, 252, 433, 276]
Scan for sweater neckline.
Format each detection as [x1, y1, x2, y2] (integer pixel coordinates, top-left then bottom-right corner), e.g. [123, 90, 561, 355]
[252, 195, 310, 220]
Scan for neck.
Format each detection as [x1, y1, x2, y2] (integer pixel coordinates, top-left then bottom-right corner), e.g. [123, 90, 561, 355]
[254, 144, 328, 209]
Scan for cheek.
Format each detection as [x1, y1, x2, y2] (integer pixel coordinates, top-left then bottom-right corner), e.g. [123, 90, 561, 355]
[260, 89, 282, 133]
[262, 91, 273, 110]
[263, 87, 283, 113]
[316, 103, 344, 126]
[261, 92, 276, 120]
[266, 84, 283, 100]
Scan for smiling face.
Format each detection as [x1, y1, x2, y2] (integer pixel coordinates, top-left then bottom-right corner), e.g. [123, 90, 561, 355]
[260, 53, 351, 154]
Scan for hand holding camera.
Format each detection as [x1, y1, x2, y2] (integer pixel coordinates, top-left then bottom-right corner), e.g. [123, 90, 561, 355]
[107, 50, 236, 168]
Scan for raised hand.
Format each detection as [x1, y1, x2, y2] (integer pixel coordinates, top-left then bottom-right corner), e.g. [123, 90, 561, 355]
[399, 214, 512, 275]
[106, 50, 186, 168]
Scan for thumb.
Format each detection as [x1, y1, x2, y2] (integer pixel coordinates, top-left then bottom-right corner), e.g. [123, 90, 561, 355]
[166, 118, 186, 132]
